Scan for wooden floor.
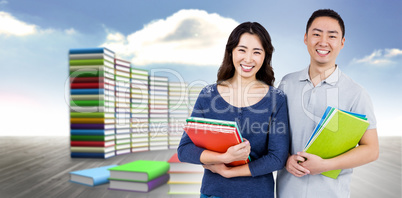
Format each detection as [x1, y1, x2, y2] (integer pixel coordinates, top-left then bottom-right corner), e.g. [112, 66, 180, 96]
[0, 136, 400, 198]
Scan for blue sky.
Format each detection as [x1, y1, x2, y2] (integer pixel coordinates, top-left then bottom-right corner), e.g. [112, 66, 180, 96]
[0, 0, 401, 136]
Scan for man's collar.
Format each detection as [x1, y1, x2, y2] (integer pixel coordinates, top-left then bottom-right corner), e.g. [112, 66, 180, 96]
[299, 65, 340, 86]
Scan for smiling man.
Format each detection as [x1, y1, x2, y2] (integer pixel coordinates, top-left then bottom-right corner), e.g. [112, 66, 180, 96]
[276, 9, 379, 198]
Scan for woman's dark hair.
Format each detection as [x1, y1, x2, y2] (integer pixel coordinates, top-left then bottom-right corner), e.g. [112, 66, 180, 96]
[306, 9, 345, 38]
[217, 22, 275, 86]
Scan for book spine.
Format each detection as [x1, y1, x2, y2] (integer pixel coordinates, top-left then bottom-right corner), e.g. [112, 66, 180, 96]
[70, 89, 105, 95]
[70, 118, 112, 124]
[70, 112, 110, 118]
[71, 141, 113, 147]
[70, 100, 105, 106]
[70, 135, 112, 141]
[70, 152, 113, 158]
[70, 77, 104, 83]
[70, 123, 109, 129]
[71, 82, 105, 89]
[70, 129, 114, 136]
[147, 174, 170, 192]
[69, 48, 114, 54]
[69, 70, 105, 78]
[70, 59, 109, 66]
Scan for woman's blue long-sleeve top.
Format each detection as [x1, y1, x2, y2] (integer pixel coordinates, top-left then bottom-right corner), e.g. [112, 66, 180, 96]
[177, 84, 289, 198]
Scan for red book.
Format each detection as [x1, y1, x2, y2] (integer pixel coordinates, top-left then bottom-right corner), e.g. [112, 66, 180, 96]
[70, 140, 115, 147]
[183, 121, 249, 166]
[70, 77, 104, 83]
[71, 82, 104, 89]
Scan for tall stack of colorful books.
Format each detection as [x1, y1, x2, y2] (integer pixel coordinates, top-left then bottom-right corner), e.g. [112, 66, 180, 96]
[114, 58, 132, 155]
[108, 160, 170, 192]
[168, 82, 189, 149]
[130, 67, 150, 152]
[167, 153, 203, 195]
[148, 76, 169, 151]
[69, 47, 116, 159]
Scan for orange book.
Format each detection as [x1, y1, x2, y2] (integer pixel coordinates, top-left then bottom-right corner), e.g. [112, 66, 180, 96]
[70, 118, 115, 124]
[183, 118, 250, 166]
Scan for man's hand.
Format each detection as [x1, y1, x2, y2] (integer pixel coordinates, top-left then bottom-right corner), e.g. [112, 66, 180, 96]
[298, 152, 328, 175]
[285, 154, 310, 177]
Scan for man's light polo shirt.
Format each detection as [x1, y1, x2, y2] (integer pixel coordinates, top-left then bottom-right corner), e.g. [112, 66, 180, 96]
[276, 66, 377, 198]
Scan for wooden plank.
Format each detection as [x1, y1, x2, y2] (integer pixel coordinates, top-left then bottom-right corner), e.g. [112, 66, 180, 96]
[0, 136, 400, 197]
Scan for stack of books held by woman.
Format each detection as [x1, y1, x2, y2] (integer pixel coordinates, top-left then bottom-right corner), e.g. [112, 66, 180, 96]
[183, 117, 251, 166]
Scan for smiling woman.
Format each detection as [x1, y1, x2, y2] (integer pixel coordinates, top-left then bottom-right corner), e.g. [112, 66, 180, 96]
[177, 22, 289, 198]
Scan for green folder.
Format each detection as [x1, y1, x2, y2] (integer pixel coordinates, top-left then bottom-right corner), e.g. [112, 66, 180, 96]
[304, 107, 369, 179]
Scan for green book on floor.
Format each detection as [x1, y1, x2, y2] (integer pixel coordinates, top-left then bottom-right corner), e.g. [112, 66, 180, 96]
[304, 106, 370, 179]
[108, 160, 170, 182]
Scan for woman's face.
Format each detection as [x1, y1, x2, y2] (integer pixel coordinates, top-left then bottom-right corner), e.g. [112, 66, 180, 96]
[232, 33, 265, 81]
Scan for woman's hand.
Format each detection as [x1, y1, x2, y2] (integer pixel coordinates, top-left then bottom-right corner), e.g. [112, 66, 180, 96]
[203, 164, 232, 178]
[222, 139, 250, 164]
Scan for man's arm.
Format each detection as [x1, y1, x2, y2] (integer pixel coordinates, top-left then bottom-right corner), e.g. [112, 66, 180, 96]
[298, 128, 379, 175]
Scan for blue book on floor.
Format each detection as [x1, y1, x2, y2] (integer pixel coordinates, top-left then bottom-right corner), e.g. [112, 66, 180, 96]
[69, 165, 118, 186]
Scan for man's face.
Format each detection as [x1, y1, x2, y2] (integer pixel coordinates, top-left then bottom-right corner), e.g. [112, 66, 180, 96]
[304, 16, 345, 67]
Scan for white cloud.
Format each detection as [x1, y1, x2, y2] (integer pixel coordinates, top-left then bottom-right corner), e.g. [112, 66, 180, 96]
[101, 9, 239, 66]
[0, 11, 78, 37]
[0, 11, 38, 36]
[64, 28, 77, 35]
[351, 48, 402, 66]
[384, 48, 402, 58]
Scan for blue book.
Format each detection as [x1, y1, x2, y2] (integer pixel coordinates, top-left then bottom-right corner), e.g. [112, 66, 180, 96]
[70, 129, 115, 136]
[70, 165, 118, 186]
[70, 152, 115, 159]
[71, 89, 105, 95]
[69, 47, 114, 57]
[305, 106, 333, 147]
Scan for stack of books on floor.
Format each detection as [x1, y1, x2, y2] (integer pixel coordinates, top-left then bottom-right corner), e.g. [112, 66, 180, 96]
[108, 160, 170, 192]
[69, 47, 116, 159]
[114, 58, 132, 156]
[167, 153, 203, 195]
[69, 165, 118, 186]
[130, 67, 150, 152]
[148, 76, 169, 151]
[168, 82, 189, 149]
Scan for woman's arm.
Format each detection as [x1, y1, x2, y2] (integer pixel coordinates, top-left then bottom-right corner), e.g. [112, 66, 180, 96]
[203, 163, 252, 178]
[247, 97, 290, 177]
[204, 95, 290, 178]
[200, 140, 250, 165]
